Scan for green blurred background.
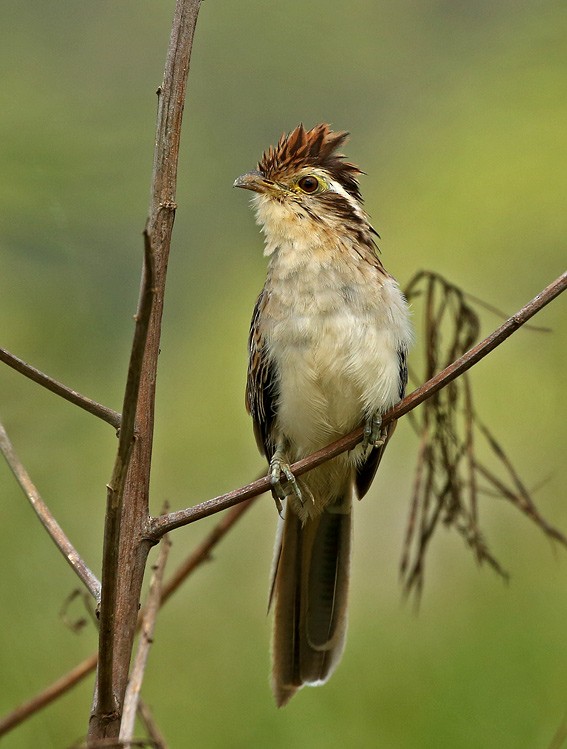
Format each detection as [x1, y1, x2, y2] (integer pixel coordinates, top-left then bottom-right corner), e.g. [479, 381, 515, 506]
[1, 1, 566, 747]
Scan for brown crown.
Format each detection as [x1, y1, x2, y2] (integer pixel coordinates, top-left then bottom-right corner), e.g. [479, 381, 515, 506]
[257, 123, 363, 201]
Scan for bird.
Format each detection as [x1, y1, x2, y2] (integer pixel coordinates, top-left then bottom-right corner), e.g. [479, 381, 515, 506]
[234, 123, 413, 707]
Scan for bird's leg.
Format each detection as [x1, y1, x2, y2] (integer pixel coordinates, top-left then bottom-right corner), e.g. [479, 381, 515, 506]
[269, 441, 303, 515]
[363, 411, 387, 451]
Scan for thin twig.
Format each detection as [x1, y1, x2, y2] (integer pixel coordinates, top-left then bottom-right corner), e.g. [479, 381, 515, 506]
[0, 347, 121, 429]
[548, 715, 567, 749]
[474, 461, 567, 545]
[120, 535, 172, 745]
[0, 496, 252, 739]
[400, 428, 428, 579]
[0, 419, 101, 601]
[137, 701, 168, 749]
[60, 589, 98, 633]
[463, 291, 552, 333]
[148, 270, 567, 540]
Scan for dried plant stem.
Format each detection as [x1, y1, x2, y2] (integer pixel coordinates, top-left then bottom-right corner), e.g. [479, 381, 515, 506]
[148, 270, 567, 539]
[0, 346, 121, 429]
[400, 428, 429, 579]
[0, 419, 101, 600]
[400, 270, 565, 595]
[94, 224, 156, 728]
[120, 536, 171, 745]
[137, 700, 168, 749]
[73, 739, 160, 748]
[474, 461, 565, 543]
[392, 270, 565, 419]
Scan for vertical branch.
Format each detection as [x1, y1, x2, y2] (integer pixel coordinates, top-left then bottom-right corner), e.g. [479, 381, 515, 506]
[95, 233, 156, 722]
[88, 0, 202, 740]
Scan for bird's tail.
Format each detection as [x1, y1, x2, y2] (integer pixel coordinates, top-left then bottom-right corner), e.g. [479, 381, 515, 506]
[269, 492, 352, 707]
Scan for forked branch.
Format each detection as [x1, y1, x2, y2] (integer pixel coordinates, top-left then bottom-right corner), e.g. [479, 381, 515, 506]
[89, 2, 203, 739]
[119, 533, 171, 745]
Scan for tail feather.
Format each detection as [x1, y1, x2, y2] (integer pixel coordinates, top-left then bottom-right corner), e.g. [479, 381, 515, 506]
[270, 495, 352, 707]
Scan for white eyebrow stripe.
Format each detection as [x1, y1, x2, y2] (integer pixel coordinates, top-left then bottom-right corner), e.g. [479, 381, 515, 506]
[326, 177, 367, 221]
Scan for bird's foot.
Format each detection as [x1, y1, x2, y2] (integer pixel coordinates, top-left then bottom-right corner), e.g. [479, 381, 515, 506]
[269, 451, 303, 515]
[363, 412, 387, 451]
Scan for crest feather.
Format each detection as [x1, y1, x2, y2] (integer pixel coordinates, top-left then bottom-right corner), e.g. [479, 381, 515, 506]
[258, 123, 364, 201]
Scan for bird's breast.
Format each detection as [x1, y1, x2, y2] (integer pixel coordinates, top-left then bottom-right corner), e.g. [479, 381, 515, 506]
[262, 260, 409, 455]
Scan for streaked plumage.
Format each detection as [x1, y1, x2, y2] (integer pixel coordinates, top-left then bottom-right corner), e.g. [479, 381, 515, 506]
[235, 124, 412, 706]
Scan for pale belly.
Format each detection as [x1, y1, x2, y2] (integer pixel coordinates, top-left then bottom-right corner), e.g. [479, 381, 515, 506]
[269, 307, 402, 457]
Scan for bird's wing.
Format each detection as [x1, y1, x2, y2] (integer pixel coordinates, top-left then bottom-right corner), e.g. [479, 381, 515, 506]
[246, 289, 278, 459]
[355, 344, 408, 498]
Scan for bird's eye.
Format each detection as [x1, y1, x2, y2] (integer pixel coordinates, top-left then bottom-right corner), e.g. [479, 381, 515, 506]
[297, 175, 320, 194]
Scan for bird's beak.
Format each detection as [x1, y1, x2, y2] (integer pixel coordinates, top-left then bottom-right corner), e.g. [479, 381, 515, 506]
[233, 170, 272, 194]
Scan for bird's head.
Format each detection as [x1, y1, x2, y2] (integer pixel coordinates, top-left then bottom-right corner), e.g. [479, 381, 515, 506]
[234, 124, 377, 256]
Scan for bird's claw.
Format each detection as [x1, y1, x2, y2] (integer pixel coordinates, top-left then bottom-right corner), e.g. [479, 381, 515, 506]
[363, 412, 387, 451]
[269, 454, 304, 513]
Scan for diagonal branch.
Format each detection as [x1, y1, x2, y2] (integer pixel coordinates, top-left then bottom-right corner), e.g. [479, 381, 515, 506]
[159, 498, 257, 606]
[147, 270, 567, 540]
[136, 700, 168, 749]
[0, 347, 121, 429]
[0, 418, 101, 600]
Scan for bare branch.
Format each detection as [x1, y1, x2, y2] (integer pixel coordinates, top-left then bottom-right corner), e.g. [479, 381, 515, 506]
[148, 271, 567, 540]
[147, 476, 272, 540]
[474, 460, 567, 545]
[159, 498, 257, 606]
[0, 419, 101, 600]
[96, 231, 156, 725]
[89, 2, 203, 740]
[137, 701, 168, 749]
[0, 347, 121, 429]
[120, 535, 171, 745]
[461, 291, 552, 333]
